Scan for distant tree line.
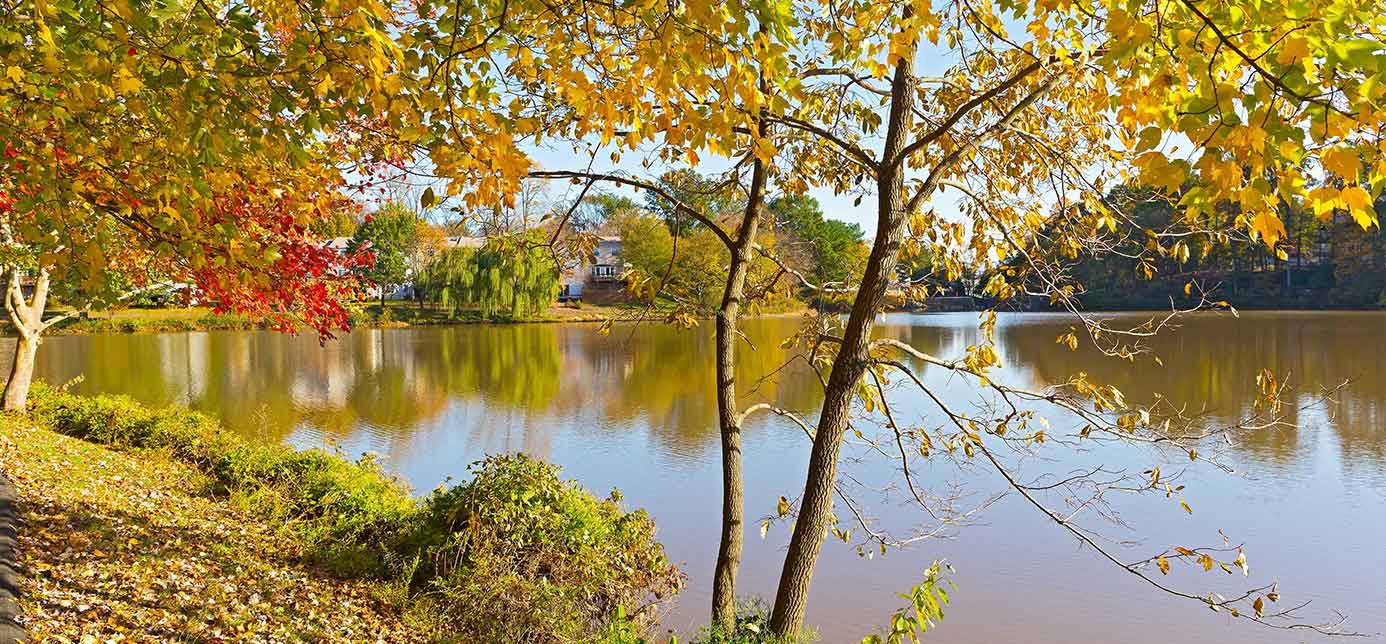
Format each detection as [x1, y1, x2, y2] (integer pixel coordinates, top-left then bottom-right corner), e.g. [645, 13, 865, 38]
[1056, 184, 1386, 309]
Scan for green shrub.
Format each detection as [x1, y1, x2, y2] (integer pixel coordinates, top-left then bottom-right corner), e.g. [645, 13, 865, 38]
[403, 454, 683, 643]
[24, 385, 681, 642]
[28, 385, 417, 574]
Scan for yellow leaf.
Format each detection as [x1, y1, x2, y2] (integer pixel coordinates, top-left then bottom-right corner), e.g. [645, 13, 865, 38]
[1249, 210, 1286, 246]
[1198, 553, 1215, 571]
[1321, 147, 1362, 180]
[1341, 185, 1378, 229]
[1156, 555, 1170, 575]
[113, 66, 142, 94]
[1276, 36, 1311, 65]
[1307, 186, 1341, 220]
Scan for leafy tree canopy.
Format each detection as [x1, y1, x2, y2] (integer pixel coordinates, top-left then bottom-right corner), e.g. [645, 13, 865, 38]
[769, 194, 869, 288]
[643, 169, 744, 236]
[1, 0, 404, 332]
[349, 203, 421, 294]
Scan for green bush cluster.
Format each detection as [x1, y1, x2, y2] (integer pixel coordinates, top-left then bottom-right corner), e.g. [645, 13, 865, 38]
[29, 384, 416, 574]
[25, 385, 680, 643]
[404, 455, 684, 642]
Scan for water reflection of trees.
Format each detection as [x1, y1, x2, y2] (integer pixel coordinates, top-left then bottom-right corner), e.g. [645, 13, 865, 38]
[24, 312, 1384, 476]
[29, 317, 826, 456]
[988, 312, 1386, 471]
[567, 318, 824, 454]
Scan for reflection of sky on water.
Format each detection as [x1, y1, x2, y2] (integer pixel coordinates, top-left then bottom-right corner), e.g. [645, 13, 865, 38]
[6, 312, 1384, 642]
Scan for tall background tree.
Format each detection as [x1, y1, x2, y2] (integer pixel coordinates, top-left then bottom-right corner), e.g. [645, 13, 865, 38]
[348, 203, 421, 307]
[768, 194, 870, 295]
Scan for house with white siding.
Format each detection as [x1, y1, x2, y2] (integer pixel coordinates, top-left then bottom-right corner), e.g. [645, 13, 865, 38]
[560, 236, 624, 301]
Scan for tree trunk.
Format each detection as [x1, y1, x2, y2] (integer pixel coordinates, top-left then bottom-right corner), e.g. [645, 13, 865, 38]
[767, 179, 912, 638]
[1, 334, 36, 411]
[2, 267, 50, 412]
[769, 34, 917, 637]
[711, 154, 767, 630]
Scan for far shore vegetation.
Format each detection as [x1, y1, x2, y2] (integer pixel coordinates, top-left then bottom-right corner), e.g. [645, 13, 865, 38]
[1, 298, 813, 338]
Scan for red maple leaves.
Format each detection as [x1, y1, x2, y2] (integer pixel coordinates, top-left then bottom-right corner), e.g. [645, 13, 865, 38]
[186, 189, 369, 337]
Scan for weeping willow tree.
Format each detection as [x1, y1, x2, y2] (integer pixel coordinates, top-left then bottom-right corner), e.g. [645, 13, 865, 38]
[418, 235, 560, 319]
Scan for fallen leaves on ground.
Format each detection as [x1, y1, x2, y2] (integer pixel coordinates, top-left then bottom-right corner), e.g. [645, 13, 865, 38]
[0, 419, 429, 643]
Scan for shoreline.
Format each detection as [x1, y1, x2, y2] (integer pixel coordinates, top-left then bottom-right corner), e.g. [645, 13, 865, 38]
[1, 303, 813, 338]
[7, 303, 1383, 339]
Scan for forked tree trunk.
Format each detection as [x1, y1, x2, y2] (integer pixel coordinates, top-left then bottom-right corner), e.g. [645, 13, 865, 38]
[2, 267, 50, 412]
[769, 32, 918, 638]
[711, 154, 767, 630]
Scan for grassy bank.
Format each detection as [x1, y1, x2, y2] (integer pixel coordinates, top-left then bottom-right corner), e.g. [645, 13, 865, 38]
[0, 386, 680, 643]
[8, 300, 811, 337]
[15, 302, 631, 336]
[0, 406, 425, 642]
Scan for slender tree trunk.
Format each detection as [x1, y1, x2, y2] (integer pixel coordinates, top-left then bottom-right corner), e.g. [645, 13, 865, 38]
[2, 267, 49, 412]
[767, 179, 912, 638]
[769, 36, 917, 637]
[711, 154, 767, 630]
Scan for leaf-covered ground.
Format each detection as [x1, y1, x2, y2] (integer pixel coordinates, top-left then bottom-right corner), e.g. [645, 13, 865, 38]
[0, 415, 429, 643]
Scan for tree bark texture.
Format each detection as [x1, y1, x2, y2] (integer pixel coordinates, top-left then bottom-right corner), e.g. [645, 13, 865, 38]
[2, 267, 49, 412]
[711, 153, 768, 630]
[769, 34, 918, 638]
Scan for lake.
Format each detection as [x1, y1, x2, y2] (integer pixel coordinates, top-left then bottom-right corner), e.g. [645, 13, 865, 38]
[7, 311, 1384, 642]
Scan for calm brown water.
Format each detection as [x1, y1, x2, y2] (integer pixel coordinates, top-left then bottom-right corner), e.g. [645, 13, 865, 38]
[6, 312, 1384, 642]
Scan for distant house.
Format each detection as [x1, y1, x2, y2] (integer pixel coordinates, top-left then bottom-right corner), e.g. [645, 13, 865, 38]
[324, 236, 353, 254]
[446, 236, 487, 249]
[322, 237, 354, 279]
[590, 236, 623, 283]
[560, 236, 624, 302]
